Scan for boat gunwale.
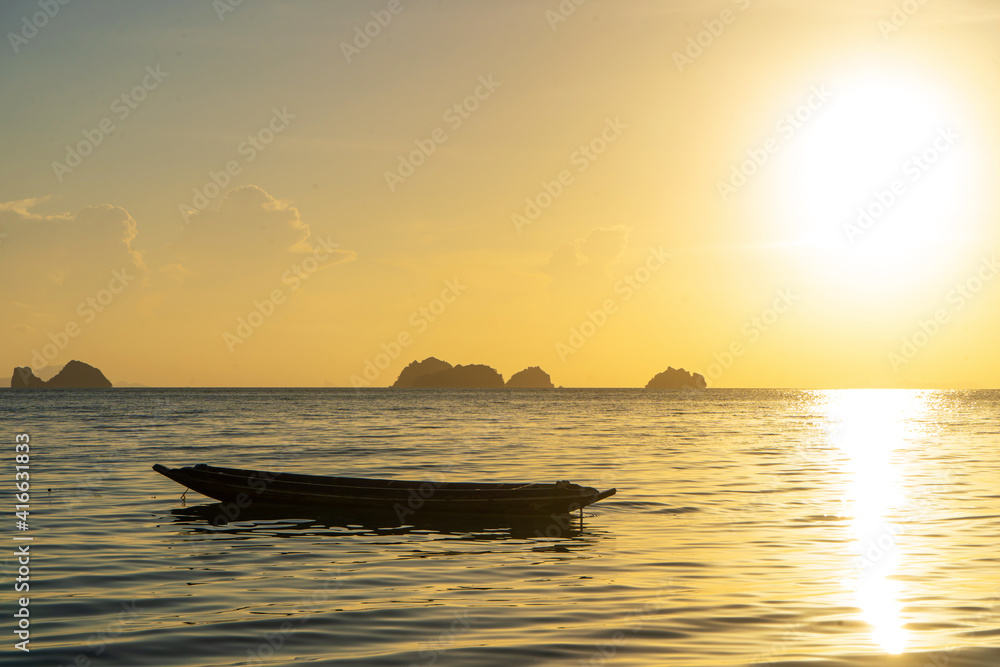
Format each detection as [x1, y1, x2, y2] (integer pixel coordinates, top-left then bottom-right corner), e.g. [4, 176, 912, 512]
[154, 464, 616, 507]
[186, 463, 580, 491]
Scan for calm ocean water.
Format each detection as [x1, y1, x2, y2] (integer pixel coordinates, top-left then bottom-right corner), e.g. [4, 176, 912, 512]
[2, 388, 999, 666]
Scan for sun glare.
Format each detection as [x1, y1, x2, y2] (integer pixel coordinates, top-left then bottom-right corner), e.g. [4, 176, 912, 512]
[774, 63, 985, 303]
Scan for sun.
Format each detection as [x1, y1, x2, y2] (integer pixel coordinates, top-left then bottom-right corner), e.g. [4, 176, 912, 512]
[770, 61, 986, 306]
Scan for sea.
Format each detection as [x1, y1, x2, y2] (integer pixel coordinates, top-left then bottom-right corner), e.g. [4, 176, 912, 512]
[1, 388, 998, 667]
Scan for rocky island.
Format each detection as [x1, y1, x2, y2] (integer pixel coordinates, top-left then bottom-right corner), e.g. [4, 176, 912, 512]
[391, 358, 556, 389]
[412, 364, 505, 388]
[645, 367, 707, 390]
[391, 357, 454, 388]
[505, 366, 555, 388]
[11, 360, 113, 389]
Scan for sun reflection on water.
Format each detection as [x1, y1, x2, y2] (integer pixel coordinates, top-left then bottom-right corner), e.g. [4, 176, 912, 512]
[822, 390, 930, 655]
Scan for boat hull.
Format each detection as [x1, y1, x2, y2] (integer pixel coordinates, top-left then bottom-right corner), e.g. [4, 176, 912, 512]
[153, 464, 616, 517]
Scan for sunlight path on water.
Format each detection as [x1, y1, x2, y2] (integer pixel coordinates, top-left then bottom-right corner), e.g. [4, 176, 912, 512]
[822, 389, 931, 654]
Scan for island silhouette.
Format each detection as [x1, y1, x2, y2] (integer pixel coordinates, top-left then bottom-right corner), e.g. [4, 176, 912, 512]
[392, 358, 507, 388]
[413, 364, 505, 388]
[388, 358, 704, 389]
[391, 357, 554, 388]
[645, 367, 707, 390]
[391, 357, 453, 388]
[8, 358, 706, 389]
[11, 360, 113, 388]
[506, 367, 555, 388]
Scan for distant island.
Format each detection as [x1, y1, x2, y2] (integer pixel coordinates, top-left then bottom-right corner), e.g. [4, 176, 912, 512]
[391, 358, 554, 389]
[11, 361, 113, 389]
[645, 367, 706, 390]
[6, 358, 704, 390]
[389, 358, 705, 389]
[391, 357, 454, 388]
[505, 367, 554, 389]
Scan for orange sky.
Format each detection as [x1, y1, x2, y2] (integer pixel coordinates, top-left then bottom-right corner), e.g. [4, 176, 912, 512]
[1, 0, 998, 387]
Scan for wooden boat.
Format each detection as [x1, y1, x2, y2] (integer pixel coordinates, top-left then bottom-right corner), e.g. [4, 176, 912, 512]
[152, 464, 616, 517]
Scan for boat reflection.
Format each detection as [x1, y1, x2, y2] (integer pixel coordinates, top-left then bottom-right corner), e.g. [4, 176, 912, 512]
[822, 389, 928, 655]
[167, 502, 594, 541]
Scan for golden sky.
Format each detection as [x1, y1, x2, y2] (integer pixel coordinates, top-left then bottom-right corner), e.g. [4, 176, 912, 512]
[1, 0, 998, 387]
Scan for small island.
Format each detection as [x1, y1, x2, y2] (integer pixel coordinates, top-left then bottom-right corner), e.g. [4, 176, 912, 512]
[11, 360, 113, 389]
[645, 367, 707, 390]
[6, 359, 705, 390]
[506, 367, 555, 388]
[390, 359, 706, 389]
[391, 357, 454, 388]
[391, 358, 556, 389]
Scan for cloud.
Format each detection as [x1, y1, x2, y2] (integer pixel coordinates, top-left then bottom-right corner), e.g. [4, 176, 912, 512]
[0, 184, 356, 341]
[0, 198, 145, 311]
[164, 185, 355, 285]
[0, 196, 54, 220]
